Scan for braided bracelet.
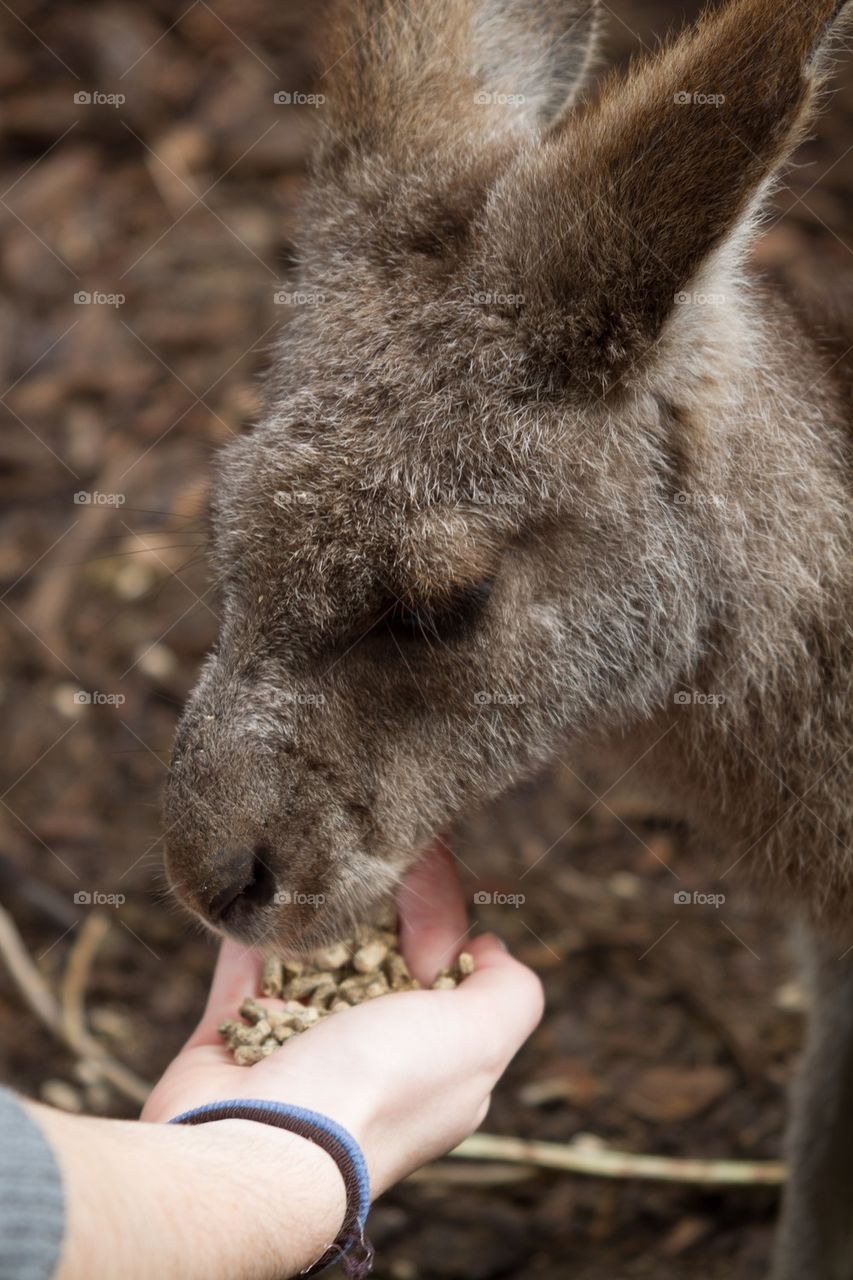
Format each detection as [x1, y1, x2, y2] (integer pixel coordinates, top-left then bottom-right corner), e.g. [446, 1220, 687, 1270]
[169, 1099, 374, 1278]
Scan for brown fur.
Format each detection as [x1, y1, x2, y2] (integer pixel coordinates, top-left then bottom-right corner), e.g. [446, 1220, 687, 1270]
[163, 3, 852, 1271]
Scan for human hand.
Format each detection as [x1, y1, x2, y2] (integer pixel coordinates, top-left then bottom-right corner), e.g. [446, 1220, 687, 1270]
[142, 843, 544, 1195]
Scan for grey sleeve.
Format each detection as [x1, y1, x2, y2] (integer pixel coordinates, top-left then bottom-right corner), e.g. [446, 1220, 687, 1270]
[0, 1087, 64, 1280]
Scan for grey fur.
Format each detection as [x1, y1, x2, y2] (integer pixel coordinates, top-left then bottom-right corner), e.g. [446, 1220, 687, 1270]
[164, 2, 853, 1272]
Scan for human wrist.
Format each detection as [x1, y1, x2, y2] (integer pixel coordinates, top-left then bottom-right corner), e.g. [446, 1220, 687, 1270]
[31, 1103, 347, 1280]
[194, 1117, 349, 1273]
[171, 1103, 375, 1277]
[192, 1117, 349, 1253]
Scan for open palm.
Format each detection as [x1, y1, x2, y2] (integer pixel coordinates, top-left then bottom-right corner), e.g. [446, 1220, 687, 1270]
[142, 846, 544, 1196]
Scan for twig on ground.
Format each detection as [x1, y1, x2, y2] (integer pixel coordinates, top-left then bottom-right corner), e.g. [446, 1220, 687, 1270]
[61, 911, 112, 1046]
[409, 1162, 538, 1186]
[0, 899, 61, 1032]
[0, 901, 151, 1106]
[450, 1133, 786, 1186]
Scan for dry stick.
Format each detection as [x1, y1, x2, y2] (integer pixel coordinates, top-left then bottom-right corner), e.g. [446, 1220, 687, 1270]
[409, 1162, 538, 1186]
[60, 911, 112, 1046]
[450, 1134, 786, 1187]
[0, 900, 61, 1031]
[0, 902, 151, 1106]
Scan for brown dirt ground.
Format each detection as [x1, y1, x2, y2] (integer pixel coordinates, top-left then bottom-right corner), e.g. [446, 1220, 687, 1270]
[0, 2, 850, 1277]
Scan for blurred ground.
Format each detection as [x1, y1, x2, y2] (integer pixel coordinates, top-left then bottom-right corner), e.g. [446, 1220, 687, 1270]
[0, 2, 850, 1277]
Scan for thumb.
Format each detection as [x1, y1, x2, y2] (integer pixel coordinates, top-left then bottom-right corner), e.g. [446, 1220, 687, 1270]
[397, 839, 471, 986]
[185, 938, 262, 1048]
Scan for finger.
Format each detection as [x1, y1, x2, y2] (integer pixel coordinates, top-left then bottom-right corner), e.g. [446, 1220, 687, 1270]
[397, 839, 470, 985]
[453, 934, 545, 1053]
[186, 938, 263, 1047]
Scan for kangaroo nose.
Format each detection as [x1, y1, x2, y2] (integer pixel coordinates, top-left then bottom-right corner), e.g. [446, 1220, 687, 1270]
[206, 845, 277, 926]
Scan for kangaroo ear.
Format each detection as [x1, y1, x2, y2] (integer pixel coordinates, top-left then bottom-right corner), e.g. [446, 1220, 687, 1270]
[481, 0, 853, 393]
[316, 0, 601, 171]
[471, 0, 601, 130]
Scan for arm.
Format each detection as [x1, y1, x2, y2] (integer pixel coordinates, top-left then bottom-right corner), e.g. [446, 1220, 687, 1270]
[31, 1107, 345, 1280]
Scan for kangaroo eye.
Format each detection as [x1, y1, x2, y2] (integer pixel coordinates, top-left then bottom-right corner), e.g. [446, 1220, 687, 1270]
[380, 578, 495, 643]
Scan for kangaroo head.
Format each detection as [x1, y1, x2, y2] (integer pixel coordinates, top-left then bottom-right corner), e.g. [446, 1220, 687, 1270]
[164, 0, 851, 949]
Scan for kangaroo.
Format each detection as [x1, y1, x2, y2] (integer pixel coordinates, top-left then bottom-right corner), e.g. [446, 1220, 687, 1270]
[163, 1, 853, 1274]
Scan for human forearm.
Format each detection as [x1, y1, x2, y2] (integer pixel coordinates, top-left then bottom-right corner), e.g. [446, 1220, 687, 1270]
[29, 1105, 345, 1280]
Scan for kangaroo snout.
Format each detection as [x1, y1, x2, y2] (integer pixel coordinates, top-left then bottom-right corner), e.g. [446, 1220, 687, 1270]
[163, 661, 411, 948]
[164, 742, 366, 948]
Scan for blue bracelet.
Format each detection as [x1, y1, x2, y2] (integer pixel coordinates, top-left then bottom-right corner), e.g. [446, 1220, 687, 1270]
[169, 1099, 373, 1278]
